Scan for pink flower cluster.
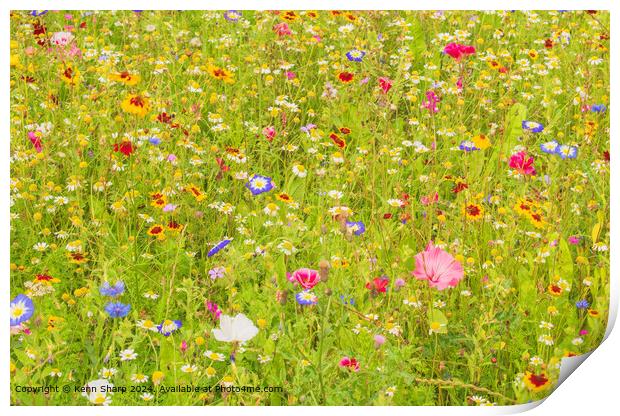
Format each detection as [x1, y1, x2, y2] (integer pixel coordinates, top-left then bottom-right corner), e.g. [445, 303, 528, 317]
[443, 43, 476, 60]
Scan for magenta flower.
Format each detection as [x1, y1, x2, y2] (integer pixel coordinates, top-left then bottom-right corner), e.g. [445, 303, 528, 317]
[509, 151, 536, 176]
[443, 43, 476, 60]
[339, 356, 360, 372]
[28, 131, 43, 153]
[378, 77, 393, 94]
[423, 90, 440, 114]
[412, 241, 464, 290]
[292, 268, 320, 290]
[568, 236, 581, 245]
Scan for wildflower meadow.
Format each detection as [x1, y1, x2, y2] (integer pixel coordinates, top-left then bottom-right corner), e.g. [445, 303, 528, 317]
[9, 10, 610, 406]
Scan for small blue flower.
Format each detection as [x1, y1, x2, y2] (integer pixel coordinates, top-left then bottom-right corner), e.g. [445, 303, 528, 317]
[104, 302, 131, 318]
[540, 140, 560, 154]
[296, 291, 318, 306]
[346, 221, 366, 236]
[555, 144, 578, 159]
[30, 10, 49, 16]
[10, 294, 34, 326]
[149, 137, 161, 145]
[207, 238, 232, 257]
[459, 140, 479, 152]
[99, 281, 125, 297]
[245, 174, 274, 196]
[591, 104, 606, 113]
[522, 120, 544, 133]
[346, 49, 366, 62]
[576, 300, 590, 309]
[157, 319, 182, 336]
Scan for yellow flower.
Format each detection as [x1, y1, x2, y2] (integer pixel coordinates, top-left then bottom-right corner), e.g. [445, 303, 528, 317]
[61, 65, 80, 85]
[109, 71, 141, 86]
[121, 94, 151, 117]
[472, 134, 491, 150]
[463, 203, 484, 221]
[208, 65, 234, 83]
[152, 371, 164, 385]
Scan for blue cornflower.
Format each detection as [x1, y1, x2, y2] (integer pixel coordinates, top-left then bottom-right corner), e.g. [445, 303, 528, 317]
[522, 120, 544, 133]
[245, 174, 274, 196]
[576, 300, 590, 309]
[346, 49, 366, 62]
[540, 140, 560, 154]
[157, 319, 182, 336]
[30, 10, 49, 16]
[104, 302, 131, 318]
[149, 136, 161, 145]
[591, 104, 606, 113]
[459, 140, 479, 152]
[555, 144, 578, 159]
[296, 291, 318, 306]
[99, 281, 125, 297]
[207, 238, 232, 257]
[346, 221, 366, 236]
[10, 294, 35, 326]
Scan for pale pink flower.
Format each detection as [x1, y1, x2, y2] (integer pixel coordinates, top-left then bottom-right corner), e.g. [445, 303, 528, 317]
[50, 31, 74, 47]
[412, 241, 464, 290]
[273, 22, 292, 37]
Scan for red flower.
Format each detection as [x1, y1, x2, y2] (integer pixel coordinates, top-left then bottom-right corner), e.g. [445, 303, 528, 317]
[378, 77, 393, 93]
[329, 132, 346, 148]
[365, 277, 389, 293]
[338, 71, 354, 83]
[113, 141, 134, 156]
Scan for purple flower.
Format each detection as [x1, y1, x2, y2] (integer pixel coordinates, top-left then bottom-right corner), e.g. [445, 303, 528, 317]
[522, 121, 544, 133]
[245, 175, 274, 196]
[157, 319, 182, 336]
[568, 236, 580, 245]
[346, 49, 366, 62]
[10, 294, 34, 326]
[346, 221, 366, 236]
[223, 10, 242, 22]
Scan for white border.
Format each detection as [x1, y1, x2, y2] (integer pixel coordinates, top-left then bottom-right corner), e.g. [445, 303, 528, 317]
[2, 1, 617, 415]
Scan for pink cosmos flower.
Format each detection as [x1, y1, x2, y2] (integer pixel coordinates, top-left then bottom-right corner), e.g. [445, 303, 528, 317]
[292, 268, 320, 290]
[50, 31, 74, 47]
[339, 356, 360, 372]
[412, 241, 464, 290]
[443, 43, 476, 60]
[262, 126, 276, 142]
[273, 22, 292, 37]
[378, 77, 393, 94]
[509, 151, 536, 176]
